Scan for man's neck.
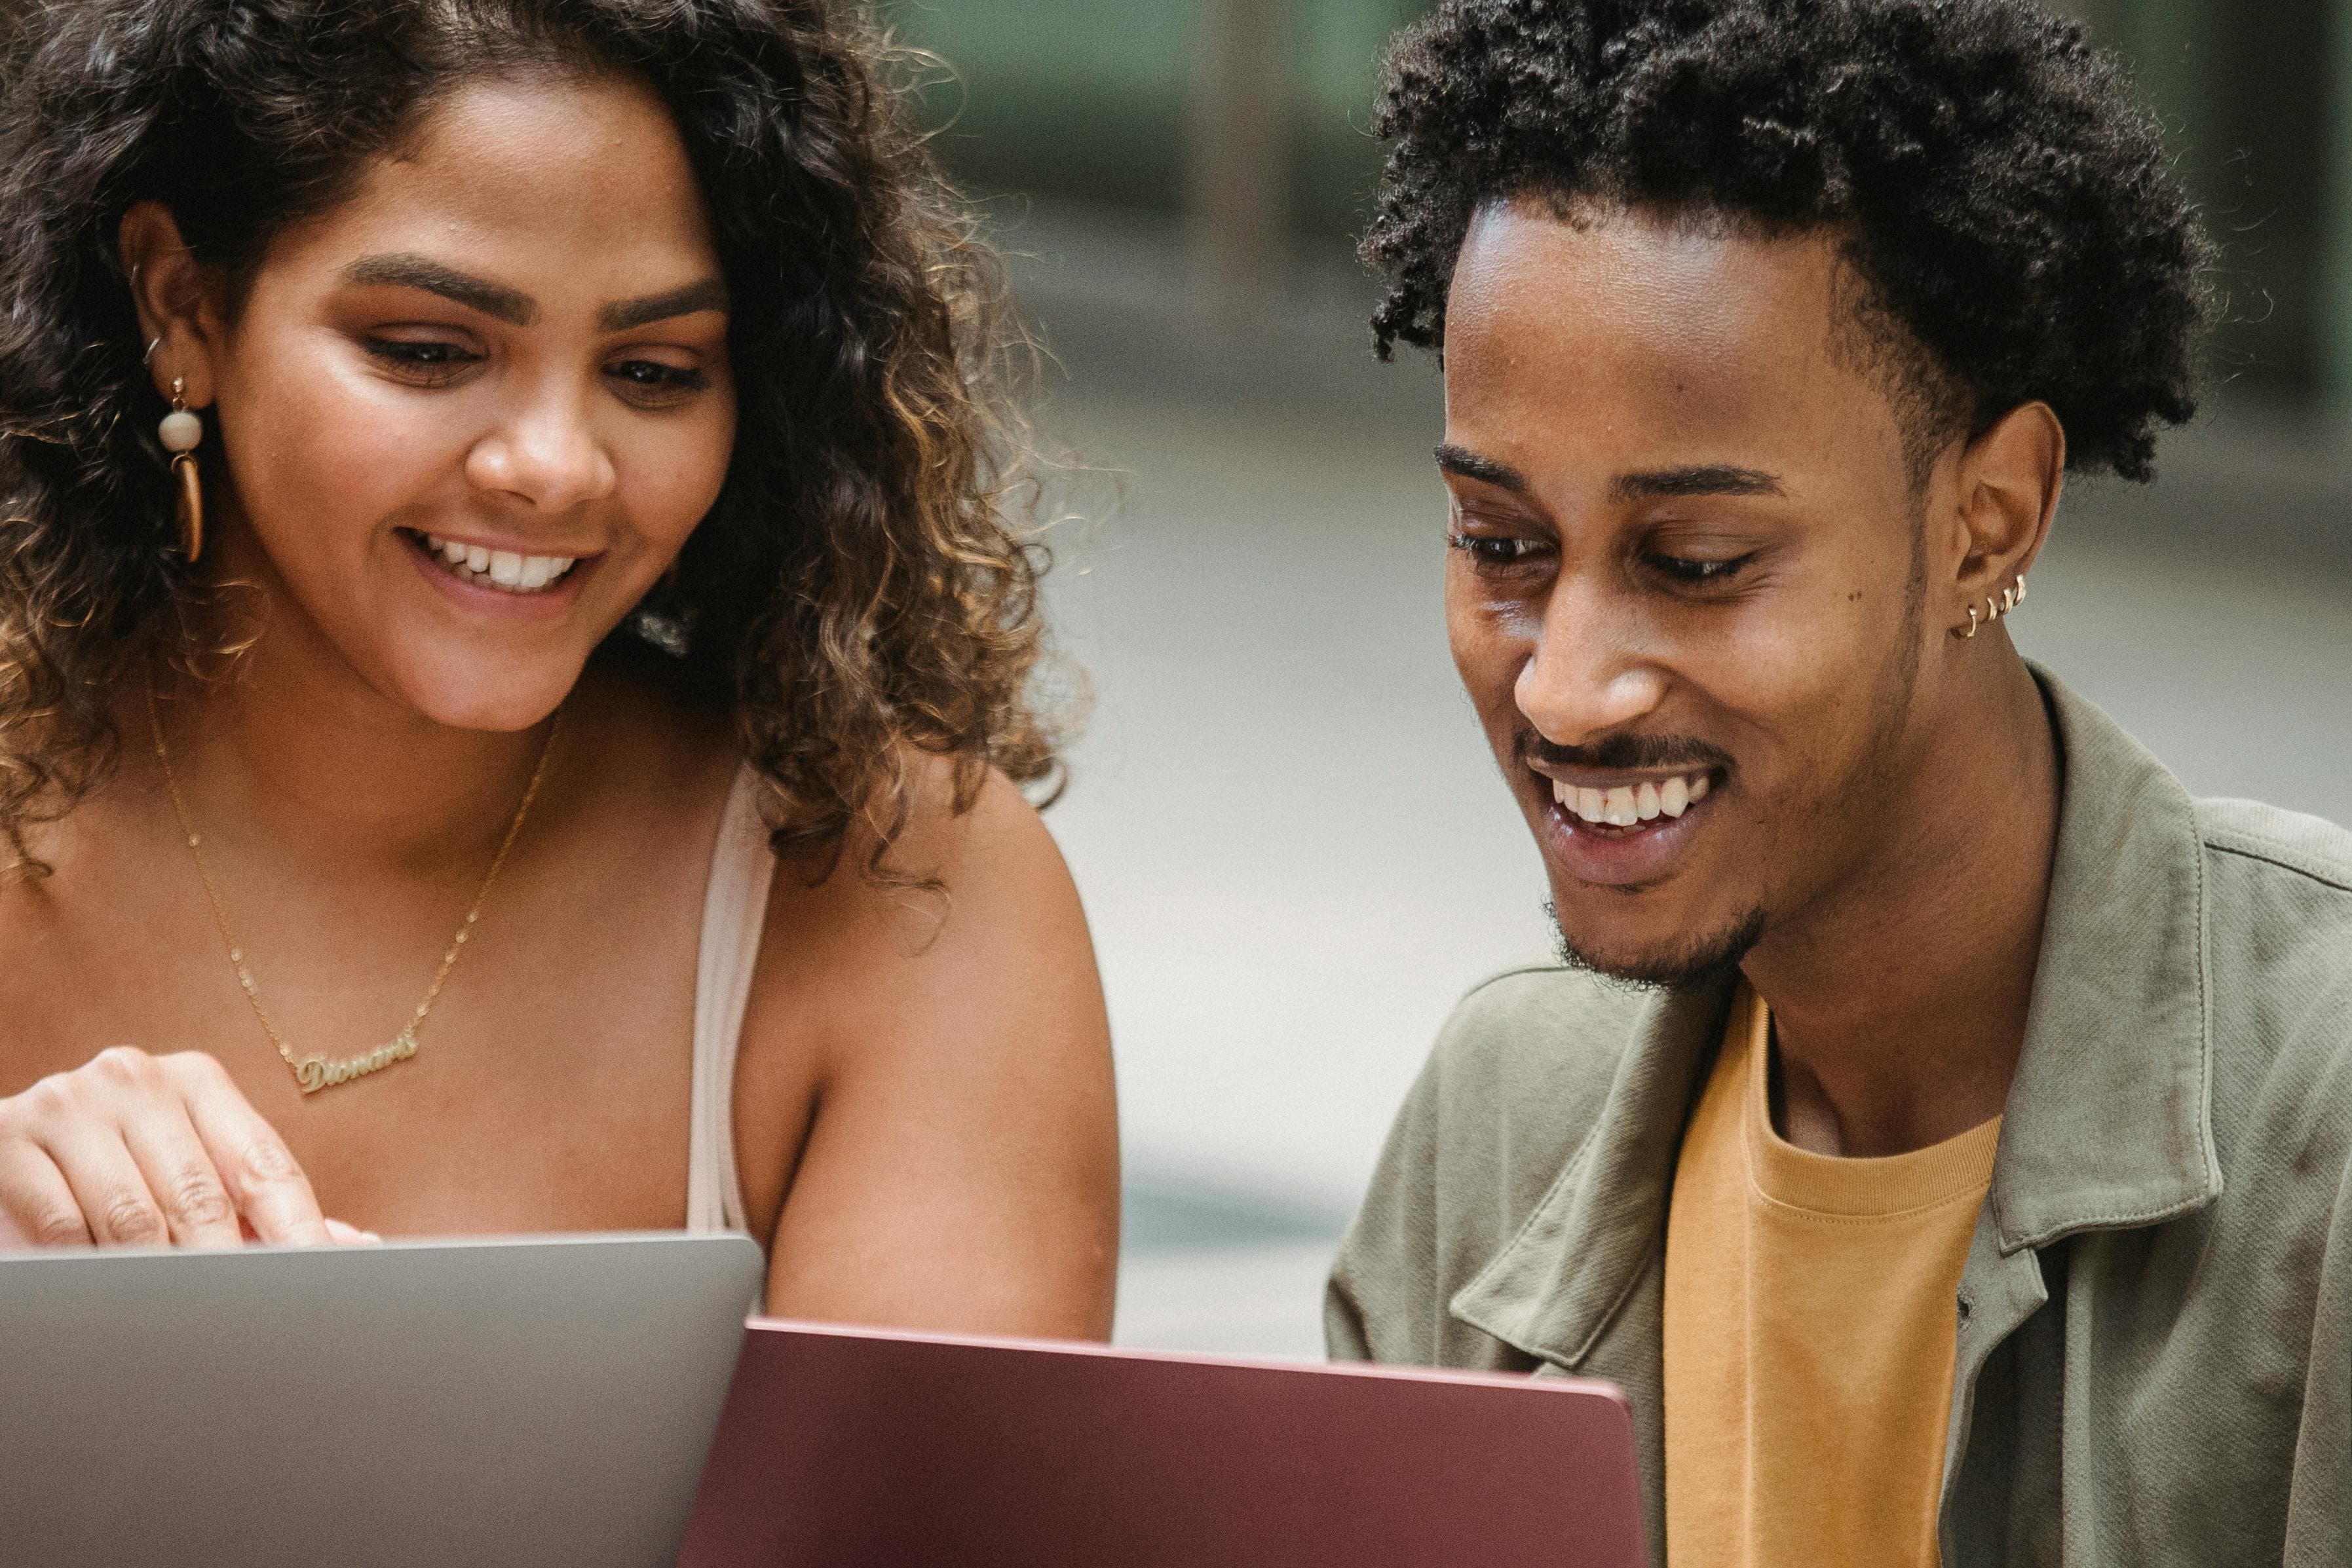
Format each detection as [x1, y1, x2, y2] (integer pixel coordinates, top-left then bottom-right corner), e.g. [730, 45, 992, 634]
[1741, 650, 2060, 1158]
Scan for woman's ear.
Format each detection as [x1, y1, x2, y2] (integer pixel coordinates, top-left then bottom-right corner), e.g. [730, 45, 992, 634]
[118, 201, 225, 409]
[1944, 399, 2064, 618]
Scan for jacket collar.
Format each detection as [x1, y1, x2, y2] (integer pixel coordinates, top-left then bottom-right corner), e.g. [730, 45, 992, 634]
[1450, 975, 1733, 1368]
[1451, 670, 2222, 1368]
[1986, 671, 2221, 1248]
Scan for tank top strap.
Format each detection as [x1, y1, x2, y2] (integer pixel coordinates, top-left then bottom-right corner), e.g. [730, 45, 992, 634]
[685, 764, 774, 1235]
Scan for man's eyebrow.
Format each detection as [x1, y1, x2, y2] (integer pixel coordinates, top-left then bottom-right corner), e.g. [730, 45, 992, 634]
[1434, 443, 1529, 493]
[1614, 466, 1786, 500]
[343, 253, 535, 326]
[600, 278, 729, 332]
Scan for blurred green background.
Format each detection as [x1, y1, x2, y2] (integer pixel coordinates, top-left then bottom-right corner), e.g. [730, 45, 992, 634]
[884, 0, 2352, 413]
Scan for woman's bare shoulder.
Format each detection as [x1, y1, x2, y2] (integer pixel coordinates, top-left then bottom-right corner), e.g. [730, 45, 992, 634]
[738, 750, 1116, 1334]
[755, 751, 1093, 1030]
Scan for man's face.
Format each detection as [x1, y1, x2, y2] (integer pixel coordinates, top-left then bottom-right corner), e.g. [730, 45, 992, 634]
[1440, 200, 1942, 986]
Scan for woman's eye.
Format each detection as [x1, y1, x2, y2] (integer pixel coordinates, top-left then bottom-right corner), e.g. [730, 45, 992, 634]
[1448, 532, 1547, 568]
[363, 337, 481, 383]
[1648, 551, 1756, 585]
[605, 360, 708, 406]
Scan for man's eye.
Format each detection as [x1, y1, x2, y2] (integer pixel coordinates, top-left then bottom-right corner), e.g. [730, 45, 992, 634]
[1649, 552, 1756, 584]
[1449, 533, 1546, 567]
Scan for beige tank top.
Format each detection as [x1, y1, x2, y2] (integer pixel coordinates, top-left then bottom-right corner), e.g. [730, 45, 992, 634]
[683, 767, 774, 1236]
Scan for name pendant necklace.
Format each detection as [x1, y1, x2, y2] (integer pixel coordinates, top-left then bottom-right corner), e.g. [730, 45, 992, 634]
[147, 684, 561, 1094]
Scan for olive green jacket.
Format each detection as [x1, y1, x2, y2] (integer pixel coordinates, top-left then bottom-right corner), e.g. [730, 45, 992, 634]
[1327, 677, 2352, 1566]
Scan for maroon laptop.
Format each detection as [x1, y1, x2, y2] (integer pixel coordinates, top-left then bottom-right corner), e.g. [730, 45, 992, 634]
[677, 1317, 1649, 1568]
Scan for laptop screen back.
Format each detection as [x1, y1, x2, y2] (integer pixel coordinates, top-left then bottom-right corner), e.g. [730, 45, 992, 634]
[681, 1318, 1649, 1568]
[0, 1233, 763, 1568]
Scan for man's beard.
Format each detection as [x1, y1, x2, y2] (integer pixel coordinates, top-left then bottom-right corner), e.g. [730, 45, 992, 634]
[1548, 901, 1766, 992]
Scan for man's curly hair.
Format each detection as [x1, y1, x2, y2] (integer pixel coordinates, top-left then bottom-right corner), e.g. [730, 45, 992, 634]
[1364, 0, 2213, 481]
[0, 0, 1059, 880]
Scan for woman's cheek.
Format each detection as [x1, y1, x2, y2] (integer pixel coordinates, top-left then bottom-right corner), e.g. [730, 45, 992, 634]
[622, 396, 736, 553]
[218, 341, 463, 542]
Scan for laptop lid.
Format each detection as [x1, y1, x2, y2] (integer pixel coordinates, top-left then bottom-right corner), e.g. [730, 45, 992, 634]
[0, 1232, 764, 1568]
[679, 1318, 1649, 1568]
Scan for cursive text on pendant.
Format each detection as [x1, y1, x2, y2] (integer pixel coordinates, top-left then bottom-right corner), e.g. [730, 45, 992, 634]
[293, 1029, 419, 1094]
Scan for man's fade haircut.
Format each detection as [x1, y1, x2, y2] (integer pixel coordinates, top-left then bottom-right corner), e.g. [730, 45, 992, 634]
[1363, 0, 2213, 482]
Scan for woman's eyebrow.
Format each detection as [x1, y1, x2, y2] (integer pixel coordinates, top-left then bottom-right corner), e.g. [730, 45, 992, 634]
[343, 253, 535, 325]
[600, 278, 729, 331]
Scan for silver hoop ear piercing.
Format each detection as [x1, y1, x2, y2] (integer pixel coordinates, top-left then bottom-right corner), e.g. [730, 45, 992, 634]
[1960, 604, 1981, 639]
[143, 337, 161, 366]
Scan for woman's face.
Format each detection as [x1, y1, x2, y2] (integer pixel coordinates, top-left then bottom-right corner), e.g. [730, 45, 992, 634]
[192, 71, 735, 732]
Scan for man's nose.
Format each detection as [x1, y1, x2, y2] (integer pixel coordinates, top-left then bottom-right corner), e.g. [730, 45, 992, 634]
[464, 381, 618, 513]
[1512, 576, 1667, 747]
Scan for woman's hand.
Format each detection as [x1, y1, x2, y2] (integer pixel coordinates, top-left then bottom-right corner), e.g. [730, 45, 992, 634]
[0, 1047, 354, 1250]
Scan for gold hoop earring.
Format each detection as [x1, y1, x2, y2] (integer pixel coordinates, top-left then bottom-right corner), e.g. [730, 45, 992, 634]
[159, 377, 203, 564]
[1953, 573, 2030, 639]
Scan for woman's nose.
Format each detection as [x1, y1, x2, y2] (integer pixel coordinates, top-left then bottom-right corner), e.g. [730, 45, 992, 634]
[463, 384, 617, 513]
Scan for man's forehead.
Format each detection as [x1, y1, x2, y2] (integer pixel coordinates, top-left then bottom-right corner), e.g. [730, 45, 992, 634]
[1439, 199, 1900, 483]
[1445, 198, 1851, 377]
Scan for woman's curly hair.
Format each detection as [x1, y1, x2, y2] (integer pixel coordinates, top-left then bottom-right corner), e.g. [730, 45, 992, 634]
[1364, 0, 2213, 481]
[0, 0, 1059, 878]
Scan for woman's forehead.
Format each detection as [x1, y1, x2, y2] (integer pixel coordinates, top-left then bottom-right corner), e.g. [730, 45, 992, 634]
[273, 73, 719, 303]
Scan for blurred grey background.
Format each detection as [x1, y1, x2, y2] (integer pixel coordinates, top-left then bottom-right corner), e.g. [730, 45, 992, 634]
[874, 0, 2352, 1356]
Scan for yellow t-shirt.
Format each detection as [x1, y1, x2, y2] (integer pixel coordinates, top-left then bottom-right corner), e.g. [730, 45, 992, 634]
[1663, 985, 2001, 1568]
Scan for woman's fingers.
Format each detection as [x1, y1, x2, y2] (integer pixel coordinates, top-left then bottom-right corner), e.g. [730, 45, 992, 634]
[0, 1141, 92, 1248]
[166, 1053, 330, 1246]
[0, 1048, 326, 1249]
[40, 1105, 172, 1246]
[119, 1099, 246, 1249]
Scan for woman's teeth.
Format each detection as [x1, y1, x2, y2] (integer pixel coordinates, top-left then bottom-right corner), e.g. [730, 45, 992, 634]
[421, 533, 578, 593]
[1551, 772, 1712, 827]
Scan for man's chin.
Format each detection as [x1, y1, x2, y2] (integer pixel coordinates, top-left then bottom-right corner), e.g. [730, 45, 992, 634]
[1548, 904, 1766, 992]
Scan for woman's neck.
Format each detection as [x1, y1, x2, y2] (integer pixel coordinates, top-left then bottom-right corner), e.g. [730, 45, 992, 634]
[142, 599, 561, 877]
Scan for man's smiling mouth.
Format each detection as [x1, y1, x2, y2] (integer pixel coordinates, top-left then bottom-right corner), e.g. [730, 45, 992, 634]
[1546, 770, 1715, 830]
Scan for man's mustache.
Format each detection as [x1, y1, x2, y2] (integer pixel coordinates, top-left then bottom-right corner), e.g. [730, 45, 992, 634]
[1513, 729, 1733, 774]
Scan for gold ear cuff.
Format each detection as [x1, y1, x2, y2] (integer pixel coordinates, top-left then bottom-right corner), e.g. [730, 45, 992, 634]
[1956, 574, 2027, 639]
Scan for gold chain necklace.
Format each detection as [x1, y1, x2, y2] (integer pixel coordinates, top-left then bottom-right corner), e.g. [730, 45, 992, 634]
[147, 684, 561, 1095]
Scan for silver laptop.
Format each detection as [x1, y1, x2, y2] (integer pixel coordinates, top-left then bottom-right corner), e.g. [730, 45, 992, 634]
[0, 1232, 764, 1568]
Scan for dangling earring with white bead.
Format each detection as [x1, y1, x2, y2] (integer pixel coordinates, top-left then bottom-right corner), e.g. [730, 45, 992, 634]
[159, 377, 204, 564]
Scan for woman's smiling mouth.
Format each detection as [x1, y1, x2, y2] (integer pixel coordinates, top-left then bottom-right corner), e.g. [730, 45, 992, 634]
[401, 528, 588, 595]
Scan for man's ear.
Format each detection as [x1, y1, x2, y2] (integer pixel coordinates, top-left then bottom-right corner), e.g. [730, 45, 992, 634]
[1940, 400, 2064, 627]
[118, 201, 225, 410]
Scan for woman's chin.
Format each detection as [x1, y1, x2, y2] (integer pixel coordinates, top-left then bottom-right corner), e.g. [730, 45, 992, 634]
[375, 653, 588, 736]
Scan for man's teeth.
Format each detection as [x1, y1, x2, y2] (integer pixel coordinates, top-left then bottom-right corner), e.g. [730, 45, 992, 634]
[1551, 772, 1712, 826]
[424, 534, 578, 594]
